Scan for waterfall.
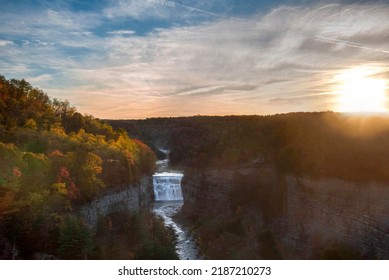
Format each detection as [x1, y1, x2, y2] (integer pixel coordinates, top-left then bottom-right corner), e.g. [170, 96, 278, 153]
[153, 172, 183, 201]
[152, 154, 202, 259]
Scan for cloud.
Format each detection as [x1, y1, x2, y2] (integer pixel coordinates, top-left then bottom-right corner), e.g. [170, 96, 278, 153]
[107, 30, 136, 36]
[26, 74, 55, 83]
[315, 35, 389, 54]
[174, 85, 225, 96]
[104, 0, 175, 19]
[0, 40, 14, 47]
[103, 0, 223, 23]
[1, 2, 389, 118]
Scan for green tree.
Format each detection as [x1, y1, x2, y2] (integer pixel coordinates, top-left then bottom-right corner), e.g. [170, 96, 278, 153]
[58, 215, 93, 259]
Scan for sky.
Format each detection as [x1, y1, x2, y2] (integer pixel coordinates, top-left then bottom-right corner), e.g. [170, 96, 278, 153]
[0, 0, 389, 119]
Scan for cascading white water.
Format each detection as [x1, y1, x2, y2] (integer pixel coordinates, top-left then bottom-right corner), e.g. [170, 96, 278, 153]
[153, 151, 201, 259]
[153, 172, 183, 201]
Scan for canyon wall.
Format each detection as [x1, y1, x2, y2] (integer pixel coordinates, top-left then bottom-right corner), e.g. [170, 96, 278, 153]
[283, 177, 389, 259]
[181, 166, 389, 259]
[80, 176, 154, 230]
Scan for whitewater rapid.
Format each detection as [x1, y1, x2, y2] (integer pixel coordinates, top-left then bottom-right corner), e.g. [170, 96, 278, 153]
[152, 156, 202, 260]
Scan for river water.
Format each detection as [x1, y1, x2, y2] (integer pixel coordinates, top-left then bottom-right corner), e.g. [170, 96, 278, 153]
[152, 159, 203, 260]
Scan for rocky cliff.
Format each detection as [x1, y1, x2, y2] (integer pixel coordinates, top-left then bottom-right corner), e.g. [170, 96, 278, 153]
[181, 166, 389, 259]
[80, 176, 154, 230]
[283, 177, 389, 259]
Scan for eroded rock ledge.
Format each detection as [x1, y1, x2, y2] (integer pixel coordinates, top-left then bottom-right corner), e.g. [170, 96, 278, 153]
[80, 176, 153, 230]
[181, 166, 389, 259]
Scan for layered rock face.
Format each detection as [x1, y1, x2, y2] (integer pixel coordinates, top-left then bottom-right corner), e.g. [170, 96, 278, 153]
[284, 177, 389, 259]
[181, 166, 389, 259]
[80, 176, 154, 230]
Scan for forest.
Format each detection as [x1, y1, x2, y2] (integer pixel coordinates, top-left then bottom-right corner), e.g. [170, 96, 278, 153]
[110, 112, 389, 184]
[111, 113, 389, 259]
[3, 74, 389, 259]
[0, 75, 177, 259]
[110, 113, 389, 259]
[110, 112, 389, 259]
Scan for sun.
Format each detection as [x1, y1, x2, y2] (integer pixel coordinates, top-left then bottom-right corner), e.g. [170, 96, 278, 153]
[337, 78, 387, 112]
[334, 67, 387, 113]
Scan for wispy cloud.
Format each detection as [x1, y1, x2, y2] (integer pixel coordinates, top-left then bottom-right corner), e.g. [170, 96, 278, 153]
[107, 30, 136, 36]
[0, 2, 389, 118]
[174, 85, 225, 96]
[0, 39, 14, 47]
[315, 35, 389, 54]
[104, 0, 221, 20]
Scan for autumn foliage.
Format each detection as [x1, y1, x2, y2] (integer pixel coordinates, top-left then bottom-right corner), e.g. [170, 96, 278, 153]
[0, 75, 156, 259]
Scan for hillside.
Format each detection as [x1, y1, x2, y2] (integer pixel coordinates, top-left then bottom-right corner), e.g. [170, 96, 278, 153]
[0, 75, 177, 259]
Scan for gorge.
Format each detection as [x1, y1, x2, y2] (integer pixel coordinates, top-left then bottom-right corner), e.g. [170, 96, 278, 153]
[152, 156, 202, 260]
[78, 157, 202, 260]
[181, 166, 389, 259]
[109, 113, 389, 259]
[6, 75, 388, 260]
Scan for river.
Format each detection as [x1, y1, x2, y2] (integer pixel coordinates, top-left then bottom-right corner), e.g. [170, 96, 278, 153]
[152, 158, 203, 260]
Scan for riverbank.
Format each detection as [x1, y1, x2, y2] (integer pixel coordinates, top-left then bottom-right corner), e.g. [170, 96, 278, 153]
[153, 201, 203, 260]
[152, 151, 202, 260]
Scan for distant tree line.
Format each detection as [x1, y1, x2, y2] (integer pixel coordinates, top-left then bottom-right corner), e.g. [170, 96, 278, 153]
[112, 113, 389, 183]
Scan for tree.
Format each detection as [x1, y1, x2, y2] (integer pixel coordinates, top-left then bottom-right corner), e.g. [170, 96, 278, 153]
[58, 215, 93, 259]
[67, 151, 105, 200]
